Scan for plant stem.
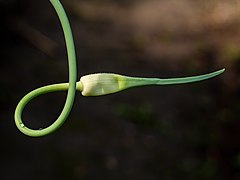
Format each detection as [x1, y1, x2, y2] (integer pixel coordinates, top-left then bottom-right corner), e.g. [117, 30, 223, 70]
[14, 0, 77, 137]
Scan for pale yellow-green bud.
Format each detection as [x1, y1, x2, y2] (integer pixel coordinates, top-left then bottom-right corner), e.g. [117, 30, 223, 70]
[77, 73, 128, 96]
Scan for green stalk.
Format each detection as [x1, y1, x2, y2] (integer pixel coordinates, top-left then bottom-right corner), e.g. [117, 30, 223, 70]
[14, 0, 77, 137]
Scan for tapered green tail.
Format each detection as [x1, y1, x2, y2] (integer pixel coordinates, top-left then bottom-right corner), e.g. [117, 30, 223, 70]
[123, 68, 225, 88]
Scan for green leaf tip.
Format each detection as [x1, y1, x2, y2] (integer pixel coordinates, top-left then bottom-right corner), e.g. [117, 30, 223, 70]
[77, 68, 225, 96]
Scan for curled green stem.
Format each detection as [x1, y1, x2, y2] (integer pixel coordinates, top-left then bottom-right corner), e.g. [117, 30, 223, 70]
[14, 0, 77, 137]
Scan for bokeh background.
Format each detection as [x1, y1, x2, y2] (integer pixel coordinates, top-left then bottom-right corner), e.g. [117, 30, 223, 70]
[0, 0, 239, 179]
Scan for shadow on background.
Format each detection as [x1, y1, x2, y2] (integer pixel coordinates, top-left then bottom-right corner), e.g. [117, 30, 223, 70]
[0, 0, 239, 179]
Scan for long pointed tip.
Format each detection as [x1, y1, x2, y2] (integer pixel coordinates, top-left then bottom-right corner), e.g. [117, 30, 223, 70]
[203, 68, 225, 78]
[193, 68, 226, 81]
[219, 68, 225, 73]
[152, 68, 225, 85]
[215, 68, 225, 76]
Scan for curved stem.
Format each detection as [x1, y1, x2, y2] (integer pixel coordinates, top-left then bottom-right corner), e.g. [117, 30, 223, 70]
[14, 0, 77, 137]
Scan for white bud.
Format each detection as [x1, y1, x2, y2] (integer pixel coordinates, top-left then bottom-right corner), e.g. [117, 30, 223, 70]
[77, 73, 127, 96]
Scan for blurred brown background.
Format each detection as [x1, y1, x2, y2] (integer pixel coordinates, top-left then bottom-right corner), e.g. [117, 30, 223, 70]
[0, 0, 239, 179]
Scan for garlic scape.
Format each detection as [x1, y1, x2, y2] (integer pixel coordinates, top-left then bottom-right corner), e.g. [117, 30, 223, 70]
[77, 69, 225, 96]
[14, 0, 225, 137]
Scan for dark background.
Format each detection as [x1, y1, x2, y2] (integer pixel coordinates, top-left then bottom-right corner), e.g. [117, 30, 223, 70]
[1, 0, 239, 179]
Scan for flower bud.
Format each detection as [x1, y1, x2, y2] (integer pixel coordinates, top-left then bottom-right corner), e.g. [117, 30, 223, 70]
[77, 73, 128, 96]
